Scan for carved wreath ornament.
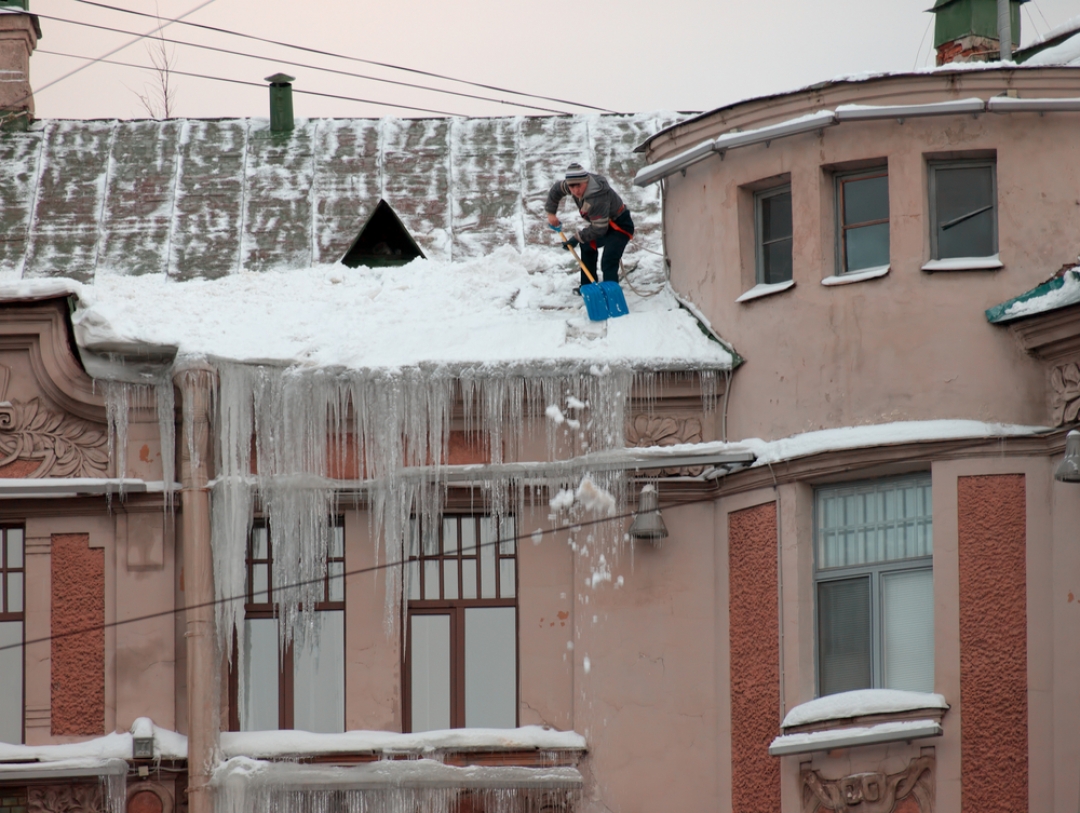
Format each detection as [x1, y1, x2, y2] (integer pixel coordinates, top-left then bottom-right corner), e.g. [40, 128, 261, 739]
[1051, 362, 1080, 426]
[0, 398, 109, 477]
[29, 785, 106, 813]
[625, 415, 704, 476]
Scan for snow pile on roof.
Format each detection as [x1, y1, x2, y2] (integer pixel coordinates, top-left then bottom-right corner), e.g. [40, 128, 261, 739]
[0, 718, 188, 765]
[38, 248, 733, 374]
[1025, 29, 1080, 66]
[742, 419, 1047, 465]
[220, 726, 586, 759]
[782, 689, 948, 729]
[1003, 267, 1080, 319]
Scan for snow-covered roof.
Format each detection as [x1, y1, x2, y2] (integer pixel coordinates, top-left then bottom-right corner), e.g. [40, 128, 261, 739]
[986, 266, 1080, 323]
[1024, 30, 1080, 66]
[0, 114, 675, 282]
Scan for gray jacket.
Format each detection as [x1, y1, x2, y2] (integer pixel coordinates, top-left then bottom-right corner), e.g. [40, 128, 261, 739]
[544, 173, 626, 243]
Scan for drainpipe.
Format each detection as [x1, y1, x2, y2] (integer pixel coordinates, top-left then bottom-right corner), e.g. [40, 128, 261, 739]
[176, 365, 218, 813]
[997, 0, 1012, 61]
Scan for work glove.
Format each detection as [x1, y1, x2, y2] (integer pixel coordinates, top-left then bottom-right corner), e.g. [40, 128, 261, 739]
[562, 235, 580, 251]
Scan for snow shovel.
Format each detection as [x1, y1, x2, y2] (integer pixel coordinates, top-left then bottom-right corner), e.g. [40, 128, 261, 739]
[552, 227, 629, 321]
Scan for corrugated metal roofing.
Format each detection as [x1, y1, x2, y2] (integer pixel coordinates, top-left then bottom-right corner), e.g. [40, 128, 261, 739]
[0, 113, 676, 282]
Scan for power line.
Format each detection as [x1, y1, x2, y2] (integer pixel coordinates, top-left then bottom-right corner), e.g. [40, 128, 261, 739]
[38, 49, 467, 117]
[32, 12, 570, 115]
[0, 491, 705, 654]
[66, 0, 614, 113]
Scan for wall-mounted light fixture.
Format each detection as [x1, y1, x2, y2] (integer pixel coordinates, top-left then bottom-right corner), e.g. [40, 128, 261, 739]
[1055, 430, 1080, 483]
[629, 484, 668, 542]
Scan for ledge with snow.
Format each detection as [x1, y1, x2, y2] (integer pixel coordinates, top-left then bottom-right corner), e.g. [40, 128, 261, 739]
[769, 689, 949, 757]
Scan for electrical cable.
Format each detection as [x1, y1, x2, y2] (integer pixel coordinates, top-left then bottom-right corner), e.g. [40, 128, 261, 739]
[31, 12, 570, 115]
[0, 487, 728, 654]
[66, 0, 615, 114]
[37, 49, 466, 117]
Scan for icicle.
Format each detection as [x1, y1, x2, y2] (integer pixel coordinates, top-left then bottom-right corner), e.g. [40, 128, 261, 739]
[103, 380, 131, 492]
[100, 769, 127, 813]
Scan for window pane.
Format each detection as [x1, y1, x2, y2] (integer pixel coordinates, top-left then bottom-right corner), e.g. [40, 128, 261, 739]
[251, 527, 268, 560]
[0, 621, 22, 743]
[328, 562, 344, 602]
[763, 238, 793, 284]
[480, 526, 497, 599]
[845, 222, 890, 272]
[761, 191, 792, 242]
[330, 526, 344, 558]
[460, 521, 476, 555]
[935, 165, 995, 258]
[843, 175, 889, 225]
[499, 560, 516, 599]
[6, 573, 21, 614]
[499, 517, 516, 554]
[7, 530, 23, 569]
[882, 569, 934, 692]
[462, 558, 477, 599]
[252, 563, 269, 604]
[424, 560, 441, 600]
[818, 577, 872, 696]
[241, 618, 279, 731]
[407, 559, 420, 601]
[293, 611, 344, 733]
[465, 608, 517, 728]
[411, 614, 451, 732]
[817, 476, 932, 569]
[443, 518, 458, 553]
[444, 559, 459, 600]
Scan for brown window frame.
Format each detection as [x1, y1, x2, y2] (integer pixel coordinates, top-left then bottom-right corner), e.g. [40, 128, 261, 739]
[0, 526, 25, 745]
[836, 168, 890, 275]
[228, 519, 345, 731]
[403, 515, 518, 732]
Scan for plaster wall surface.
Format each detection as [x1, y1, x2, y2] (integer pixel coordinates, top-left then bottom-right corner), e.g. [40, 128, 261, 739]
[957, 474, 1028, 810]
[50, 533, 104, 736]
[658, 71, 1080, 443]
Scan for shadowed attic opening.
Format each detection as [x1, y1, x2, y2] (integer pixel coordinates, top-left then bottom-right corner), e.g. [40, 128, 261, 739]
[341, 199, 426, 268]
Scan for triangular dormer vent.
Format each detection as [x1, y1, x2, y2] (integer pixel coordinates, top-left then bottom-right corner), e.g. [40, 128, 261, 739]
[340, 199, 426, 268]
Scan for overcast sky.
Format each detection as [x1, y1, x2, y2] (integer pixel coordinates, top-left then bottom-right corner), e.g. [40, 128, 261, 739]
[25, 0, 1080, 121]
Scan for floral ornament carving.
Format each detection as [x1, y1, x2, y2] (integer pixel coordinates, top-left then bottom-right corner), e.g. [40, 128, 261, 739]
[625, 415, 704, 476]
[0, 397, 109, 477]
[1050, 362, 1080, 426]
[801, 756, 934, 813]
[29, 785, 106, 813]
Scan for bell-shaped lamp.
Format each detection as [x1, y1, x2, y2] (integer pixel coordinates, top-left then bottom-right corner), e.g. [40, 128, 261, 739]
[1055, 430, 1080, 483]
[629, 484, 668, 542]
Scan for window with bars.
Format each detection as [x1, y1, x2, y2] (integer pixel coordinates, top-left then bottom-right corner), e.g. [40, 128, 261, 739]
[231, 521, 345, 733]
[405, 515, 518, 732]
[836, 168, 890, 274]
[815, 475, 933, 697]
[0, 527, 24, 744]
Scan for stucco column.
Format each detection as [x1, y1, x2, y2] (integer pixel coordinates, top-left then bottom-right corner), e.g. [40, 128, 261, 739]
[175, 366, 218, 813]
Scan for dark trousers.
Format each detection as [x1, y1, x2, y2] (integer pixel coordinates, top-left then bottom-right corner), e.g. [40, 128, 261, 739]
[579, 210, 634, 285]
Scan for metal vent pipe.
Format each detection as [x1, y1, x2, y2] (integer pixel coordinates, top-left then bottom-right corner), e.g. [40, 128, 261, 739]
[266, 72, 295, 133]
[997, 0, 1012, 61]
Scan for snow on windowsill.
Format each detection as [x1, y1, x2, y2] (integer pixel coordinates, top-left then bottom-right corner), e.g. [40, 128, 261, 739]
[220, 726, 587, 759]
[782, 689, 948, 729]
[735, 280, 795, 303]
[821, 265, 890, 286]
[921, 255, 1002, 272]
[769, 719, 943, 757]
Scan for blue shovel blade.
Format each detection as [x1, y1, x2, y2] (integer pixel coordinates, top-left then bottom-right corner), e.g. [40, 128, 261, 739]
[580, 283, 610, 321]
[600, 281, 629, 317]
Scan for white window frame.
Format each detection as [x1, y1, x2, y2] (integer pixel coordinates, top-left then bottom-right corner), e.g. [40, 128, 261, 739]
[814, 474, 933, 697]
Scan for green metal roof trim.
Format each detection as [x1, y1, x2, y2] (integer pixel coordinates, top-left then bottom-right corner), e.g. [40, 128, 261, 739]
[0, 114, 678, 282]
[986, 267, 1080, 323]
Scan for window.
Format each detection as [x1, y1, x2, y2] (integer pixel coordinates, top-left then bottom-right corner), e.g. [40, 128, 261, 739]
[405, 515, 517, 732]
[815, 475, 933, 697]
[0, 527, 24, 744]
[929, 159, 997, 260]
[755, 185, 793, 284]
[837, 169, 889, 274]
[233, 522, 345, 732]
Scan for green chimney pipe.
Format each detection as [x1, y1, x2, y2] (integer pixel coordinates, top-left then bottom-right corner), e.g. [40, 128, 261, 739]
[0, 1, 30, 9]
[265, 73, 295, 134]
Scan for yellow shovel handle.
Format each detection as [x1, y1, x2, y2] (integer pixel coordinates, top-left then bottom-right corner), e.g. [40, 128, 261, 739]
[559, 230, 596, 284]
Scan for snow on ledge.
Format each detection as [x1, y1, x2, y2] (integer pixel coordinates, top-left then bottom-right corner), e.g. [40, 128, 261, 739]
[0, 719, 188, 764]
[213, 757, 583, 790]
[742, 420, 1047, 466]
[735, 280, 795, 303]
[821, 265, 889, 286]
[782, 689, 948, 729]
[220, 726, 587, 759]
[769, 720, 943, 757]
[921, 255, 1002, 272]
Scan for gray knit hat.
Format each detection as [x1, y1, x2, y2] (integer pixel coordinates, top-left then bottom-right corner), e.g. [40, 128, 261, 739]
[565, 163, 589, 184]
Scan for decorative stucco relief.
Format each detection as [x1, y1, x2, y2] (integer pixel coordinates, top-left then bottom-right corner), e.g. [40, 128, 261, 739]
[625, 414, 703, 475]
[0, 397, 109, 477]
[801, 756, 934, 813]
[28, 785, 106, 813]
[1050, 361, 1080, 426]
